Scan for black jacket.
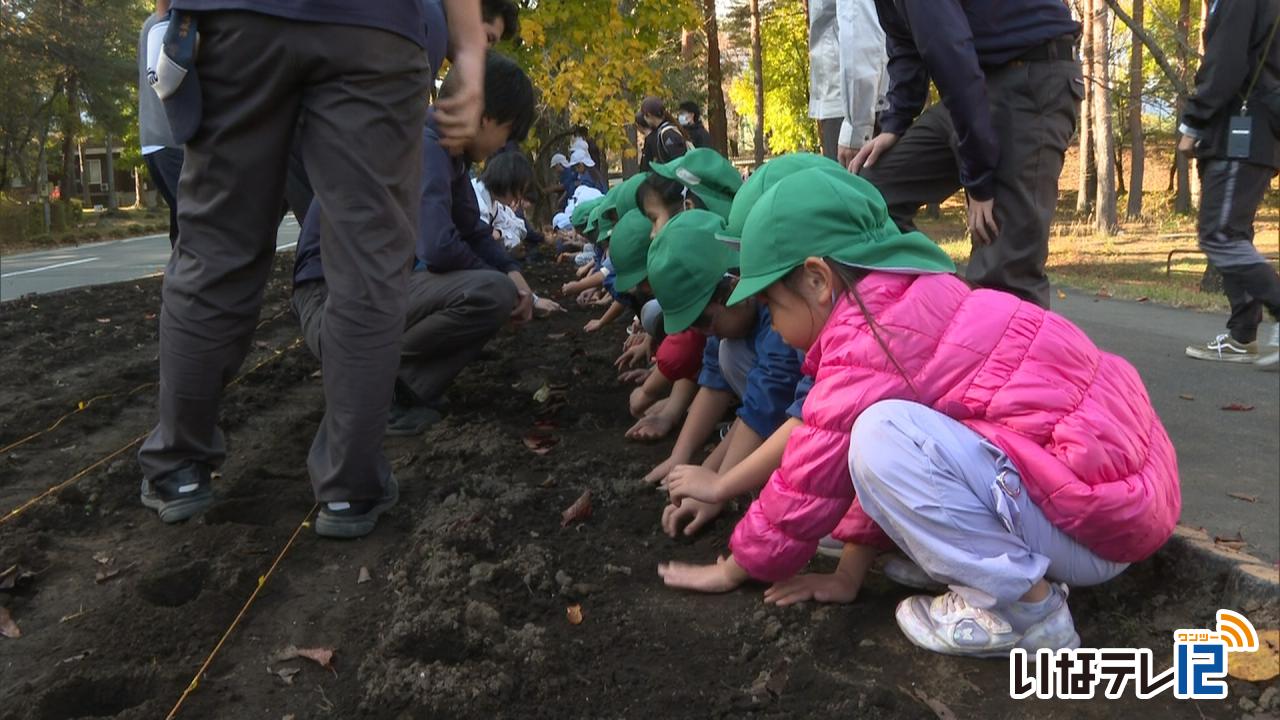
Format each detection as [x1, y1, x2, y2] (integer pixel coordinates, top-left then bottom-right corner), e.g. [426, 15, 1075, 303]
[1182, 0, 1280, 168]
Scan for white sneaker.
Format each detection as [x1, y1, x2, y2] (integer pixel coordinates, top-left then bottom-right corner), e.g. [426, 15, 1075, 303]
[816, 535, 844, 558]
[1257, 324, 1279, 367]
[1186, 333, 1258, 363]
[894, 585, 1080, 658]
[881, 554, 946, 591]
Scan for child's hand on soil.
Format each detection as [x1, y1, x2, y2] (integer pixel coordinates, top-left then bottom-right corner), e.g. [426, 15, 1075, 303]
[658, 555, 749, 593]
[617, 368, 650, 385]
[584, 318, 605, 333]
[626, 413, 677, 441]
[561, 281, 581, 295]
[615, 343, 649, 371]
[629, 385, 659, 418]
[643, 456, 679, 485]
[576, 290, 597, 306]
[661, 498, 723, 537]
[666, 465, 724, 506]
[623, 329, 648, 351]
[762, 572, 861, 607]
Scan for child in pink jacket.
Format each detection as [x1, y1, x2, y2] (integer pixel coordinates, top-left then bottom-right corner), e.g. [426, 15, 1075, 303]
[659, 169, 1181, 658]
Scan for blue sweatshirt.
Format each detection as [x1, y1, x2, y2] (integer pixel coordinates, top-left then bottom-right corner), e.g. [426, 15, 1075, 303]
[294, 113, 517, 286]
[698, 305, 805, 438]
[874, 0, 1079, 201]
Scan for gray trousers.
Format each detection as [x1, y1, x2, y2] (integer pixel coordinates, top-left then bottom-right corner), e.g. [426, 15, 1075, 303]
[718, 337, 756, 399]
[293, 270, 516, 407]
[1197, 159, 1280, 343]
[849, 400, 1126, 609]
[862, 59, 1081, 308]
[819, 117, 843, 161]
[138, 12, 430, 503]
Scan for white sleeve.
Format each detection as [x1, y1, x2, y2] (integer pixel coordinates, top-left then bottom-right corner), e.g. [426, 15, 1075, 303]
[836, 0, 886, 149]
[146, 20, 169, 88]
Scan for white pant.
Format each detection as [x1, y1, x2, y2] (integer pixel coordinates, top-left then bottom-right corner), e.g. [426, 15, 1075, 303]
[848, 400, 1128, 608]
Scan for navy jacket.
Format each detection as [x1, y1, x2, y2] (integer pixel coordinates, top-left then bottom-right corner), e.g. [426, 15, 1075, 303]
[172, 0, 428, 48]
[294, 114, 517, 286]
[698, 305, 805, 439]
[874, 0, 1079, 200]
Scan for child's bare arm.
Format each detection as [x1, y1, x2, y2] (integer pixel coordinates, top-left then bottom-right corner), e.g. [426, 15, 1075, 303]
[642, 387, 734, 484]
[763, 542, 878, 606]
[585, 301, 626, 332]
[667, 418, 800, 507]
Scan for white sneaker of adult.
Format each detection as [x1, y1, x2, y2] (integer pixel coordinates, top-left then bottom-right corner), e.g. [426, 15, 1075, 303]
[1257, 324, 1279, 367]
[894, 584, 1080, 658]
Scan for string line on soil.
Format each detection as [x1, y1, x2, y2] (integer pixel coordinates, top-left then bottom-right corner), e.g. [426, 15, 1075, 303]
[165, 502, 319, 720]
[0, 308, 293, 457]
[0, 336, 303, 526]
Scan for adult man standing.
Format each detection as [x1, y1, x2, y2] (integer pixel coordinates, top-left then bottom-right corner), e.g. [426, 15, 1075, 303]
[807, 0, 885, 163]
[138, 0, 487, 538]
[852, 0, 1082, 308]
[1181, 0, 1280, 366]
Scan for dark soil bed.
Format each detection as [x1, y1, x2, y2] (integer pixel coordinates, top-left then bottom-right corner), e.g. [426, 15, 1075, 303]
[0, 257, 1272, 719]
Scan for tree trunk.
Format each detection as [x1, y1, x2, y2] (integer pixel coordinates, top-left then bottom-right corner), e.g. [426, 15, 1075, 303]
[704, 0, 729, 155]
[104, 134, 118, 212]
[1092, 0, 1118, 233]
[132, 165, 147, 209]
[1126, 0, 1145, 218]
[750, 0, 766, 166]
[60, 73, 79, 201]
[77, 142, 91, 205]
[1174, 0, 1192, 213]
[1077, 0, 1095, 215]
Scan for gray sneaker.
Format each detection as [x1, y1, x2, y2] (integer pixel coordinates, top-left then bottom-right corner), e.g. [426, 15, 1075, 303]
[140, 463, 214, 523]
[315, 474, 399, 539]
[1257, 324, 1279, 367]
[1185, 333, 1258, 363]
[894, 584, 1079, 658]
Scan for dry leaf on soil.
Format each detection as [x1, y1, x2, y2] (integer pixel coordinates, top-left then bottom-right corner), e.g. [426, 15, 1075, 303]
[560, 490, 592, 527]
[0, 565, 22, 591]
[95, 317, 112, 324]
[566, 604, 583, 625]
[1227, 628, 1280, 682]
[357, 567, 371, 585]
[0, 607, 20, 639]
[272, 667, 301, 685]
[1221, 403, 1256, 412]
[533, 382, 552, 404]
[522, 431, 559, 455]
[1227, 492, 1259, 504]
[1178, 394, 1195, 401]
[270, 645, 337, 675]
[1213, 533, 1248, 551]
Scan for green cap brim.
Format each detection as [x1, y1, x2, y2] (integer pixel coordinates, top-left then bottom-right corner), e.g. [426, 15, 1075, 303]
[694, 191, 733, 222]
[614, 268, 647, 294]
[662, 285, 717, 334]
[726, 266, 790, 306]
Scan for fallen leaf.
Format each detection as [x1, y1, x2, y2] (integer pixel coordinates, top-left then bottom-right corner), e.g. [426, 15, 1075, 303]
[59, 649, 93, 665]
[145, 312, 157, 321]
[1095, 288, 1112, 299]
[0, 607, 20, 638]
[546, 332, 568, 340]
[0, 565, 19, 590]
[271, 645, 337, 675]
[907, 687, 957, 720]
[540, 477, 558, 489]
[1136, 296, 1149, 303]
[92, 552, 112, 565]
[59, 606, 88, 624]
[1221, 403, 1256, 412]
[566, 604, 583, 625]
[1057, 290, 1067, 300]
[522, 431, 559, 455]
[95, 317, 111, 324]
[94, 568, 120, 584]
[1213, 532, 1248, 551]
[272, 667, 301, 685]
[310, 369, 322, 379]
[1227, 628, 1280, 681]
[1227, 492, 1259, 504]
[533, 382, 552, 404]
[357, 567, 371, 585]
[1178, 394, 1195, 401]
[560, 490, 592, 527]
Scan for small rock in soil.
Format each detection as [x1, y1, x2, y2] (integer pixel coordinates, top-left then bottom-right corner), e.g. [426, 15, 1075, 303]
[554, 570, 573, 588]
[1259, 686, 1278, 711]
[858, 639, 877, 648]
[464, 600, 501, 629]
[603, 563, 632, 576]
[762, 617, 783, 642]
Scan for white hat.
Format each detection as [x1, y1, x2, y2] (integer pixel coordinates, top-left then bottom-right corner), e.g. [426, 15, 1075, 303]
[572, 185, 603, 204]
[570, 136, 589, 155]
[549, 153, 570, 169]
[568, 147, 595, 168]
[553, 212, 572, 230]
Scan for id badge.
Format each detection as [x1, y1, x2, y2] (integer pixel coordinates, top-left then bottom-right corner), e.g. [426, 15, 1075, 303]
[1227, 115, 1253, 159]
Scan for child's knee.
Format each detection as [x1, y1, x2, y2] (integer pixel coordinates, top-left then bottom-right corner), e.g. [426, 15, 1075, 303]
[848, 400, 921, 493]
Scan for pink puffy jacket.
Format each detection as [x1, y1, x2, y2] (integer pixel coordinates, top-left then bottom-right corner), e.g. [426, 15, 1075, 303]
[729, 272, 1180, 582]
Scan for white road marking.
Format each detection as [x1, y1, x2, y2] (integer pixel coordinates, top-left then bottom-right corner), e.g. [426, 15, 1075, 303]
[276, 241, 297, 250]
[1, 256, 100, 278]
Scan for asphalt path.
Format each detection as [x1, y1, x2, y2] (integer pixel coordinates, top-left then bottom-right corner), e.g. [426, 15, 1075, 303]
[2, 230, 1277, 560]
[0, 216, 301, 302]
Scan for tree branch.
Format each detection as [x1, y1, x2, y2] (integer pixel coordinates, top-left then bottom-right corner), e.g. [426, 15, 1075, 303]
[1103, 0, 1189, 97]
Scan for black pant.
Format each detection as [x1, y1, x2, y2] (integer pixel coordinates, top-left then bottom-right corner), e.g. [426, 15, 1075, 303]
[1197, 159, 1280, 343]
[862, 58, 1082, 308]
[144, 147, 184, 247]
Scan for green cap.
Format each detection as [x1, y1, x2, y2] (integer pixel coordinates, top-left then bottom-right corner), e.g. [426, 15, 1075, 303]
[652, 148, 743, 221]
[646, 210, 738, 333]
[726, 169, 956, 305]
[571, 197, 602, 230]
[717, 153, 852, 243]
[613, 172, 650, 220]
[609, 210, 655, 293]
[585, 202, 604, 234]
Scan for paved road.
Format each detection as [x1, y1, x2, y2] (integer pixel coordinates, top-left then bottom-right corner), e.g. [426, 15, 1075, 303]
[0, 216, 301, 302]
[1, 230, 1276, 559]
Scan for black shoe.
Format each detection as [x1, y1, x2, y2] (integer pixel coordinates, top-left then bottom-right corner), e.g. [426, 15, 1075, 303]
[140, 463, 214, 523]
[315, 475, 399, 539]
[386, 403, 443, 436]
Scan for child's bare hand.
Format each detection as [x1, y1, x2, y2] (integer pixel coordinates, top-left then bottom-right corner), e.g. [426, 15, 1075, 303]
[617, 368, 649, 385]
[584, 318, 604, 333]
[626, 413, 677, 441]
[561, 281, 579, 295]
[629, 385, 658, 418]
[661, 499, 723, 537]
[576, 290, 597, 306]
[623, 329, 648, 350]
[763, 572, 861, 607]
[658, 555, 748, 593]
[643, 456, 679, 485]
[615, 344, 649, 371]
[666, 465, 723, 506]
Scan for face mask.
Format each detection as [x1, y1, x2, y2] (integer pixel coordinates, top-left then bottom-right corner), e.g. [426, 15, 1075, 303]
[677, 114, 691, 126]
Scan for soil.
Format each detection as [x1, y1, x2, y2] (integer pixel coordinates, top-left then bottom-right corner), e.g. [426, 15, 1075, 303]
[0, 258, 1275, 720]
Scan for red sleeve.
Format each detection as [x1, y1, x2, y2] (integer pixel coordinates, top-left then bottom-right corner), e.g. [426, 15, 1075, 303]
[655, 330, 704, 381]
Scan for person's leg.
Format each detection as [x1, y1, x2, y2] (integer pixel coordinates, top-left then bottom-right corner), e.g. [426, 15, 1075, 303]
[966, 59, 1080, 308]
[717, 337, 757, 399]
[859, 104, 962, 234]
[145, 147, 183, 247]
[397, 269, 518, 407]
[295, 24, 431, 518]
[819, 117, 843, 162]
[290, 280, 328, 360]
[137, 11, 304, 522]
[848, 400, 1125, 655]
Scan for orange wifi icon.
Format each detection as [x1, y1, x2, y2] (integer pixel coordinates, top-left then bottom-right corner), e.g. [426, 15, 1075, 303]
[1216, 610, 1259, 652]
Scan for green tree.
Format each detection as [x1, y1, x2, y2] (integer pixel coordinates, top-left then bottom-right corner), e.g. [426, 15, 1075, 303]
[726, 0, 817, 155]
